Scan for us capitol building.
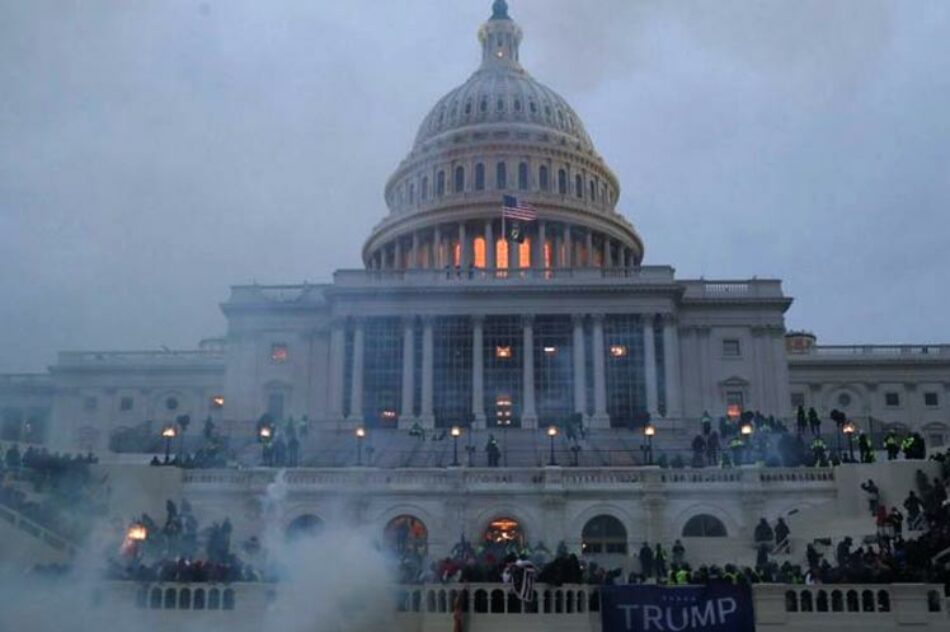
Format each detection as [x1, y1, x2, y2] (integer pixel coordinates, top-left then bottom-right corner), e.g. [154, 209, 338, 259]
[1, 0, 948, 577]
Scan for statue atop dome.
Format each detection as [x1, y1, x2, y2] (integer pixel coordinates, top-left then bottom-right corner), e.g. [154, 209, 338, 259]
[491, 0, 510, 20]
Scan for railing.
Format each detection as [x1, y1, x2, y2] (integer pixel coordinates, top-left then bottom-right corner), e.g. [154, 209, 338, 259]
[0, 502, 76, 555]
[57, 350, 225, 367]
[117, 582, 946, 625]
[332, 266, 676, 288]
[680, 279, 786, 300]
[0, 373, 53, 389]
[182, 466, 836, 492]
[800, 345, 950, 358]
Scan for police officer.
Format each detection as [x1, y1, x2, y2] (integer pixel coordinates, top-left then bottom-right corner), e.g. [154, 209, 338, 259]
[883, 431, 900, 460]
[810, 436, 828, 466]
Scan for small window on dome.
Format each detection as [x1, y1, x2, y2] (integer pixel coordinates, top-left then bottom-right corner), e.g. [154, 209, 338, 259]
[497, 98, 505, 112]
[422, 177, 429, 201]
[454, 167, 465, 193]
[475, 164, 486, 191]
[496, 162, 507, 190]
[480, 98, 488, 113]
[530, 101, 538, 114]
[575, 175, 583, 199]
[514, 99, 522, 112]
[545, 105, 552, 119]
[539, 166, 549, 191]
[436, 171, 445, 197]
[408, 183, 415, 204]
[465, 101, 472, 115]
[589, 180, 596, 201]
[558, 169, 567, 195]
[518, 163, 528, 191]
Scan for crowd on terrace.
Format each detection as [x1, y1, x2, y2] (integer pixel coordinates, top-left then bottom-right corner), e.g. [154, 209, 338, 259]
[0, 444, 105, 542]
[105, 499, 266, 584]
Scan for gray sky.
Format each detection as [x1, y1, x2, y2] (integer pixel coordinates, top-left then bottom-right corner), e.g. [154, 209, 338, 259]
[1, 0, 948, 373]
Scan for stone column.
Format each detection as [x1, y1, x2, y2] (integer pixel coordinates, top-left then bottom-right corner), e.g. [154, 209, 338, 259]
[522, 315, 538, 428]
[643, 315, 660, 419]
[508, 230, 518, 270]
[591, 314, 609, 427]
[472, 317, 486, 428]
[459, 222, 469, 269]
[485, 220, 495, 270]
[399, 318, 415, 428]
[394, 239, 403, 271]
[662, 315, 683, 419]
[409, 232, 419, 269]
[420, 317, 435, 428]
[433, 226, 442, 268]
[572, 315, 587, 418]
[536, 220, 546, 270]
[605, 238, 614, 268]
[348, 319, 365, 423]
[564, 225, 574, 268]
[585, 231, 594, 267]
[329, 319, 346, 421]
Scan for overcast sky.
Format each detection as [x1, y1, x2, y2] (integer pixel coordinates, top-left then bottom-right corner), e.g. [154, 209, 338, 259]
[1, 0, 948, 373]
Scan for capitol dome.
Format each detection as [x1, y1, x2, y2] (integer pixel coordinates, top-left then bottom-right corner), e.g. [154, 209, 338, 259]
[364, 0, 644, 272]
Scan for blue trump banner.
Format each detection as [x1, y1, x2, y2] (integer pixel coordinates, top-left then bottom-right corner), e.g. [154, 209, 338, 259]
[601, 584, 756, 632]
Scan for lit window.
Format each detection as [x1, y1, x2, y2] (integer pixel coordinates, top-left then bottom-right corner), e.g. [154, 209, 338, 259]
[496, 346, 513, 359]
[722, 339, 741, 357]
[271, 344, 289, 364]
[924, 392, 939, 407]
[543, 346, 558, 356]
[120, 397, 134, 412]
[726, 392, 744, 419]
[496, 238, 509, 270]
[518, 237, 531, 268]
[609, 344, 627, 358]
[210, 395, 225, 409]
[484, 518, 523, 545]
[496, 395, 513, 425]
[381, 409, 397, 422]
[473, 236, 486, 268]
[885, 392, 900, 407]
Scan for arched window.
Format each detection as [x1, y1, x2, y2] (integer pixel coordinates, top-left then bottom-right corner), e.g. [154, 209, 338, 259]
[385, 515, 429, 556]
[558, 169, 567, 195]
[682, 514, 728, 538]
[518, 162, 529, 190]
[483, 517, 525, 547]
[575, 175, 583, 199]
[475, 164, 486, 191]
[582, 515, 628, 554]
[589, 180, 596, 201]
[286, 514, 324, 541]
[480, 98, 488, 113]
[436, 170, 446, 197]
[519, 237, 532, 269]
[454, 166, 465, 193]
[408, 183, 415, 204]
[473, 237, 487, 269]
[539, 166, 549, 191]
[421, 177, 429, 201]
[496, 162, 507, 190]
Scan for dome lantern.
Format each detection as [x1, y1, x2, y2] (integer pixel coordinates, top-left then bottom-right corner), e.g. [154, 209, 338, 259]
[479, 2, 523, 70]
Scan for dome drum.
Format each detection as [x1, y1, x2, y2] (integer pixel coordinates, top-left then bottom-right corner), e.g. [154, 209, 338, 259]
[366, 2, 644, 274]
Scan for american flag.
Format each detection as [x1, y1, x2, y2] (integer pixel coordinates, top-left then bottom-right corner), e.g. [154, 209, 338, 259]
[502, 195, 538, 222]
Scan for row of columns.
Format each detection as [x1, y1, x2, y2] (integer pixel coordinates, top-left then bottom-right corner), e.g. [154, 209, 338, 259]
[333, 314, 682, 429]
[371, 220, 638, 272]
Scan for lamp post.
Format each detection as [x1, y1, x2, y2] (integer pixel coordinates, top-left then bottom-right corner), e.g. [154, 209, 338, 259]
[740, 423, 753, 465]
[843, 421, 856, 462]
[450, 426, 462, 467]
[643, 424, 656, 466]
[355, 427, 366, 466]
[547, 426, 559, 466]
[258, 424, 273, 466]
[161, 425, 177, 464]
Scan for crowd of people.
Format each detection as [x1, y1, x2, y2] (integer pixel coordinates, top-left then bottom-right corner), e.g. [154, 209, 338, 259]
[105, 498, 268, 584]
[0, 445, 105, 542]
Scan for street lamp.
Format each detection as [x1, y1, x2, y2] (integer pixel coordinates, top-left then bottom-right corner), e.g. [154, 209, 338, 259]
[258, 424, 273, 466]
[644, 424, 656, 466]
[450, 426, 462, 467]
[547, 426, 559, 466]
[161, 425, 178, 464]
[843, 421, 856, 461]
[355, 427, 366, 466]
[740, 423, 754, 437]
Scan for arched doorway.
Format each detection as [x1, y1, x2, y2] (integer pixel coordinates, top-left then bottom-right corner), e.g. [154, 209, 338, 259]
[384, 515, 429, 556]
[581, 515, 628, 554]
[286, 514, 323, 541]
[682, 514, 728, 538]
[483, 517, 526, 556]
